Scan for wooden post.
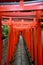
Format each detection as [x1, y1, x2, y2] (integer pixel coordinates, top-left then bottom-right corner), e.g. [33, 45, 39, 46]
[0, 16, 2, 65]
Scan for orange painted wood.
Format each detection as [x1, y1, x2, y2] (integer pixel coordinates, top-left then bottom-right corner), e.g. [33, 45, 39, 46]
[0, 16, 2, 65]
[37, 22, 42, 65]
[33, 26, 38, 65]
[0, 2, 43, 11]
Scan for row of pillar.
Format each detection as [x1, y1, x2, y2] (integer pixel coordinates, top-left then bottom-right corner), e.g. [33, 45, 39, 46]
[0, 10, 43, 65]
[4, 19, 42, 65]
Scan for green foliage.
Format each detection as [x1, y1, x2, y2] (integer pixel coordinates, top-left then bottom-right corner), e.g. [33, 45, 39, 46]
[2, 24, 8, 39]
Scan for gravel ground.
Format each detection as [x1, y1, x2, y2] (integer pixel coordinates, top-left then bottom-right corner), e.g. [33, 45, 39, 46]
[10, 34, 33, 65]
[2, 34, 33, 65]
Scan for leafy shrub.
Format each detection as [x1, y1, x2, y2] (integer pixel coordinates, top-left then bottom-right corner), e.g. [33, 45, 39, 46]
[2, 24, 8, 39]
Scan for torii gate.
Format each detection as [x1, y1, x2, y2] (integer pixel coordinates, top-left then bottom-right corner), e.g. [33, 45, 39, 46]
[0, 0, 43, 65]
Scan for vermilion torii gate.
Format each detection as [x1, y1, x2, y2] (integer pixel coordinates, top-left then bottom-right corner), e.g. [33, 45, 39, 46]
[0, 1, 43, 65]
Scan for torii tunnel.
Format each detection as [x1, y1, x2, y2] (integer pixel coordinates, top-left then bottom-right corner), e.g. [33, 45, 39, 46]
[0, 0, 43, 65]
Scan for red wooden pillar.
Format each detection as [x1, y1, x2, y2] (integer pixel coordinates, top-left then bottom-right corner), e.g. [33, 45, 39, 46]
[6, 18, 16, 65]
[36, 10, 42, 65]
[6, 27, 20, 65]
[6, 22, 14, 65]
[11, 29, 20, 58]
[22, 28, 33, 61]
[22, 29, 30, 58]
[37, 22, 42, 65]
[22, 30, 29, 53]
[30, 29, 34, 61]
[33, 26, 38, 65]
[20, 0, 24, 7]
[0, 16, 2, 65]
[22, 29, 31, 56]
[32, 18, 38, 65]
